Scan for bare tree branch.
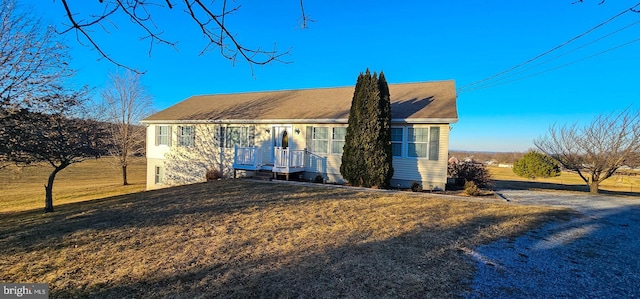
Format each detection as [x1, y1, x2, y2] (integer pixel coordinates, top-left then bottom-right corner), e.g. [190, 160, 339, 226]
[299, 0, 314, 29]
[60, 0, 141, 73]
[54, 0, 306, 72]
[0, 0, 71, 109]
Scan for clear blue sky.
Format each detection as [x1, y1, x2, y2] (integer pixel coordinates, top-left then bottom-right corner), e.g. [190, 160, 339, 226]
[23, 0, 640, 152]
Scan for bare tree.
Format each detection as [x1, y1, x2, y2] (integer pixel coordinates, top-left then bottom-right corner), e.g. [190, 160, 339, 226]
[1, 88, 109, 212]
[101, 71, 154, 185]
[55, 0, 311, 72]
[0, 0, 72, 168]
[535, 108, 640, 194]
[0, 0, 70, 108]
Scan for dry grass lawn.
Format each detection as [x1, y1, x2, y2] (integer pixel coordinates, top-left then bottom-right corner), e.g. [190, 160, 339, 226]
[0, 178, 570, 298]
[0, 158, 146, 213]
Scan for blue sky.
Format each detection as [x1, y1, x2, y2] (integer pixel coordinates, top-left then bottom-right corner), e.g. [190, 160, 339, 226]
[24, 0, 640, 152]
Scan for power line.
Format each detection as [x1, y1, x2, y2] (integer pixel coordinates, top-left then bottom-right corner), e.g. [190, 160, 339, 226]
[461, 36, 640, 93]
[458, 2, 640, 93]
[462, 19, 640, 92]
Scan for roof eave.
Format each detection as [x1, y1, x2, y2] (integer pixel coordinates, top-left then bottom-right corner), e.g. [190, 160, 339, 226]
[141, 118, 459, 125]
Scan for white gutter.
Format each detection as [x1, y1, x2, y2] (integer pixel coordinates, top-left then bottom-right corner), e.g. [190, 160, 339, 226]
[140, 118, 459, 125]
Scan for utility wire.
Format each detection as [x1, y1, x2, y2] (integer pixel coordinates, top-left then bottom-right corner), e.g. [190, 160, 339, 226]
[461, 36, 640, 92]
[464, 18, 640, 92]
[458, 2, 640, 93]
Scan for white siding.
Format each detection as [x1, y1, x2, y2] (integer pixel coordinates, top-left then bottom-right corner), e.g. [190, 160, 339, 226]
[145, 122, 451, 190]
[390, 124, 449, 189]
[146, 125, 172, 160]
[146, 158, 166, 190]
[301, 125, 346, 182]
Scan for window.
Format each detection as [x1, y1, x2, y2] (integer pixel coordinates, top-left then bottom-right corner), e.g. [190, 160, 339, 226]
[429, 127, 440, 160]
[407, 128, 428, 158]
[154, 166, 163, 184]
[156, 125, 171, 146]
[332, 127, 346, 154]
[312, 127, 329, 154]
[391, 127, 403, 157]
[178, 126, 195, 147]
[222, 126, 255, 148]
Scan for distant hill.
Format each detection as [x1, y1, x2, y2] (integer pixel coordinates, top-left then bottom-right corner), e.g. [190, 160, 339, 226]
[449, 150, 524, 164]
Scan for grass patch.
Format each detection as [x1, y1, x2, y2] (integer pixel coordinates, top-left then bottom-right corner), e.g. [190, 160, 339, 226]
[490, 166, 640, 195]
[0, 180, 569, 298]
[0, 158, 146, 213]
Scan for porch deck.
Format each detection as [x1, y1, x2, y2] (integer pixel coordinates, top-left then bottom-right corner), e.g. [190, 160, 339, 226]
[233, 147, 307, 179]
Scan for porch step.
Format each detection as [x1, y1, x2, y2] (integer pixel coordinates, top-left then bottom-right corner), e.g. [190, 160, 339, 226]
[252, 170, 274, 181]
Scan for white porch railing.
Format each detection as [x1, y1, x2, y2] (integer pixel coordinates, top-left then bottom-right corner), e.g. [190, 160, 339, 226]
[233, 146, 263, 170]
[305, 150, 327, 175]
[233, 147, 324, 177]
[274, 147, 305, 172]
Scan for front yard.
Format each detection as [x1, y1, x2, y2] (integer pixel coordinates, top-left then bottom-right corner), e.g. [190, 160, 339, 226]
[0, 180, 569, 298]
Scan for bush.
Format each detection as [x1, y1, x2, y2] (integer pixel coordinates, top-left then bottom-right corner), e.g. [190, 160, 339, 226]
[464, 180, 481, 196]
[205, 168, 222, 181]
[313, 174, 324, 183]
[411, 181, 423, 192]
[447, 160, 492, 188]
[513, 150, 561, 179]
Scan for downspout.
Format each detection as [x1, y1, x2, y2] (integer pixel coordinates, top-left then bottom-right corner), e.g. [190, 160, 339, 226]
[219, 124, 225, 177]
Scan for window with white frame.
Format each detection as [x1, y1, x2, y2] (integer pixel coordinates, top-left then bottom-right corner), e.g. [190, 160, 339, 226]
[154, 166, 163, 184]
[404, 127, 441, 160]
[177, 126, 195, 147]
[156, 125, 171, 146]
[312, 127, 329, 154]
[391, 127, 403, 157]
[407, 128, 429, 158]
[429, 127, 440, 160]
[222, 126, 255, 148]
[331, 127, 346, 154]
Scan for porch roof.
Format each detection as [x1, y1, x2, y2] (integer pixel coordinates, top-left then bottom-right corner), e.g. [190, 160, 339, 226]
[142, 80, 458, 124]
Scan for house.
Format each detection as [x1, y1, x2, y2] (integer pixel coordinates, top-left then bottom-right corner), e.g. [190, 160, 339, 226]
[141, 80, 458, 190]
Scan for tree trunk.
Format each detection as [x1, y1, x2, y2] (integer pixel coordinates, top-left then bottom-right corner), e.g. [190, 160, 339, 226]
[589, 181, 600, 194]
[122, 164, 129, 185]
[44, 163, 71, 213]
[44, 166, 62, 213]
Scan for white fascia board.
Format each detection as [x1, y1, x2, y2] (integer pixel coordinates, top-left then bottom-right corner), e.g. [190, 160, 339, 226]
[141, 118, 459, 125]
[141, 119, 350, 124]
[392, 118, 459, 124]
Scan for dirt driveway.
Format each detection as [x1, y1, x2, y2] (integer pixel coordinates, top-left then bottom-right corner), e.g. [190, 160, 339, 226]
[463, 190, 640, 298]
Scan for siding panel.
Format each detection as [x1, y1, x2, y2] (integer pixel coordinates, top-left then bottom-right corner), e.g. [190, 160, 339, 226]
[146, 123, 451, 190]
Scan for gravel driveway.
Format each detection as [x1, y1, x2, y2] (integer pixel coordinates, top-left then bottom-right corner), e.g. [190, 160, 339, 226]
[463, 190, 640, 298]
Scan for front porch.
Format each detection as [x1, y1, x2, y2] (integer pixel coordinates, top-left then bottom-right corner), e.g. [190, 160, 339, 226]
[233, 146, 310, 180]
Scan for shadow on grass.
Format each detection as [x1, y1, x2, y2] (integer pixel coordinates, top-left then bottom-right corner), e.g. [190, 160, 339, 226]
[0, 181, 362, 255]
[493, 179, 640, 197]
[52, 213, 568, 298]
[0, 180, 573, 298]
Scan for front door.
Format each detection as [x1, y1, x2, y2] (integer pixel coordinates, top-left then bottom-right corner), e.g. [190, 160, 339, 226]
[271, 126, 291, 164]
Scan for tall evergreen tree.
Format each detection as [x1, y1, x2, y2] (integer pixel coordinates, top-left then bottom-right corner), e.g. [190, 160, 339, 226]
[370, 71, 393, 187]
[341, 70, 394, 188]
[341, 72, 367, 185]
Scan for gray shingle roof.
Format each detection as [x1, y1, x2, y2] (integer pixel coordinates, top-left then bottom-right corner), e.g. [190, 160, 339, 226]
[142, 80, 457, 124]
